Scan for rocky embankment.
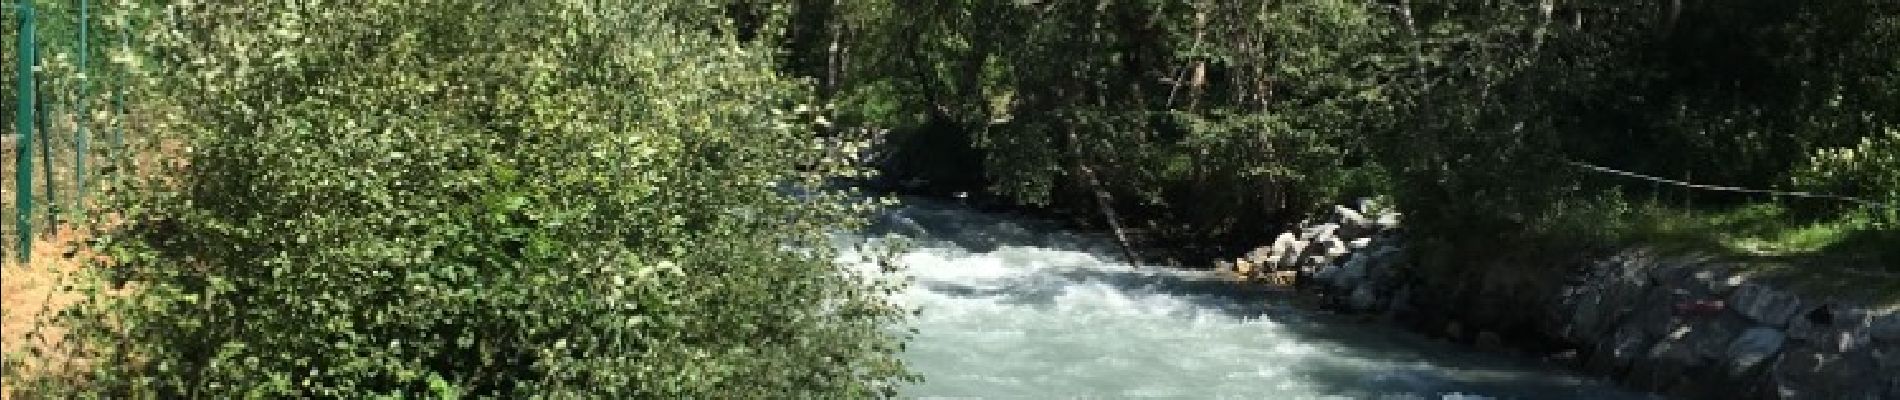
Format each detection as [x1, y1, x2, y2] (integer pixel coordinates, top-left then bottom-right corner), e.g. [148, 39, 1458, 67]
[1219, 202, 1900, 399]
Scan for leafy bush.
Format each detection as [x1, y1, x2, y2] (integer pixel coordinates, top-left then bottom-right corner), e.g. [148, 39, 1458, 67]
[1794, 128, 1900, 227]
[30, 1, 909, 397]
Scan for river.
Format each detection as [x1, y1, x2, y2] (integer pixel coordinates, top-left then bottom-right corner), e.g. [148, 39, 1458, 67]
[837, 197, 1650, 399]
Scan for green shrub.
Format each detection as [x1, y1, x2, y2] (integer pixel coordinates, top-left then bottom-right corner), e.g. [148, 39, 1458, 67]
[1794, 128, 1900, 227]
[31, 1, 909, 397]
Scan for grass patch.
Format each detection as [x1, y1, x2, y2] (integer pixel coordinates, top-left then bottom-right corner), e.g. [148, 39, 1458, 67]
[1542, 198, 1900, 306]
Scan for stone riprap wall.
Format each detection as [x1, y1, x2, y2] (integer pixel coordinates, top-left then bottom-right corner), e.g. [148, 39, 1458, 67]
[1221, 204, 1900, 399]
[1557, 250, 1900, 399]
[1218, 200, 1410, 313]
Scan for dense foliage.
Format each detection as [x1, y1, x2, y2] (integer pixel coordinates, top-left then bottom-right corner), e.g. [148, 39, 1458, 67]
[30, 1, 909, 397]
[783, 0, 1900, 260]
[788, 0, 1398, 250]
[7, 0, 1898, 396]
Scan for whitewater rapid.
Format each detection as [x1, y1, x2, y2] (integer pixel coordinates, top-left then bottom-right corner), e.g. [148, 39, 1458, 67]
[838, 197, 1647, 399]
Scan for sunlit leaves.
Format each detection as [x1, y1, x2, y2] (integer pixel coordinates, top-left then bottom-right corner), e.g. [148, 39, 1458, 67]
[46, 1, 908, 398]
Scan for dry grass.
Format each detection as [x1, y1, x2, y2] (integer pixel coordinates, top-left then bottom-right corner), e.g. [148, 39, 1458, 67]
[1, 226, 97, 398]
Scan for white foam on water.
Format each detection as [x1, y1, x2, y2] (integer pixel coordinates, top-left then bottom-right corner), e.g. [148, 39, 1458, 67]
[839, 198, 1650, 399]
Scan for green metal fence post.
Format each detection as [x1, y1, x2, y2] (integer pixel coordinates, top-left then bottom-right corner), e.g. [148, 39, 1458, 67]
[76, 0, 90, 215]
[15, 0, 35, 262]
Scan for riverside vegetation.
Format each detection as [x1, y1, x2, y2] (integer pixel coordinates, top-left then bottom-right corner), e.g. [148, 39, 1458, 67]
[8, 1, 907, 397]
[2, 0, 1898, 398]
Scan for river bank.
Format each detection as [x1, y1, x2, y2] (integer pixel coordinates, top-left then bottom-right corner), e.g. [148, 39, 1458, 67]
[870, 178, 1899, 398]
[1217, 201, 1900, 399]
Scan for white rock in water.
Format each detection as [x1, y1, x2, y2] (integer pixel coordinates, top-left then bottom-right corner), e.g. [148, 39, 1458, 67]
[1348, 237, 1374, 249]
[1245, 246, 1275, 264]
[1325, 238, 1349, 257]
[1304, 223, 1340, 242]
[1335, 205, 1370, 228]
[1376, 212, 1401, 229]
[1269, 232, 1299, 258]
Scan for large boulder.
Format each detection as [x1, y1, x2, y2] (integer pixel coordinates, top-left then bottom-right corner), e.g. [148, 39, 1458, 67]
[1564, 289, 1609, 342]
[1725, 327, 1787, 376]
[1771, 346, 1884, 400]
[1262, 232, 1300, 268]
[1349, 283, 1381, 311]
[1330, 256, 1371, 289]
[1871, 311, 1900, 344]
[1731, 284, 1804, 327]
[1788, 304, 1878, 353]
[1599, 324, 1657, 373]
[1669, 311, 1752, 362]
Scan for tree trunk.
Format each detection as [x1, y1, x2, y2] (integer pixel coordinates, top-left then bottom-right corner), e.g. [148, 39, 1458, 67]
[1066, 128, 1142, 267]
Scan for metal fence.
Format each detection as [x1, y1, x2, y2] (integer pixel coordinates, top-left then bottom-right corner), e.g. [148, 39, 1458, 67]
[6, 0, 135, 263]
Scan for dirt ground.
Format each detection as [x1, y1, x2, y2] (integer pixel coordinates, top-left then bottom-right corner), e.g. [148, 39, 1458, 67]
[2, 227, 96, 398]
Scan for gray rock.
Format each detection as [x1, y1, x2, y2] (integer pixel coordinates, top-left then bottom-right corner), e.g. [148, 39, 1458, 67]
[1686, 267, 1743, 298]
[1726, 327, 1788, 376]
[1611, 324, 1656, 364]
[1772, 346, 1882, 400]
[1566, 290, 1607, 341]
[1635, 326, 1702, 392]
[1874, 342, 1900, 371]
[1630, 299, 1682, 338]
[1350, 283, 1381, 311]
[1331, 256, 1370, 289]
[1788, 304, 1875, 352]
[1871, 312, 1900, 343]
[1647, 325, 1701, 365]
[1313, 263, 1341, 283]
[1305, 255, 1333, 269]
[1731, 283, 1804, 327]
[1645, 262, 1686, 287]
[1366, 246, 1403, 266]
[1387, 285, 1413, 315]
[1687, 313, 1753, 361]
